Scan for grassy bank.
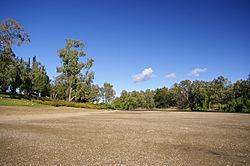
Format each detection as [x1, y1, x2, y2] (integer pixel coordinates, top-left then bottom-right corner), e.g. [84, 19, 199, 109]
[0, 93, 110, 109]
[0, 95, 44, 107]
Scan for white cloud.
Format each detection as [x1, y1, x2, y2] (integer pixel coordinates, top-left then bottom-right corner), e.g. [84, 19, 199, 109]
[166, 72, 176, 79]
[191, 68, 207, 77]
[133, 67, 153, 82]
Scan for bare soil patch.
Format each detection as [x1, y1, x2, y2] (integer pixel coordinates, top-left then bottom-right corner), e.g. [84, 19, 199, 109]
[0, 106, 249, 165]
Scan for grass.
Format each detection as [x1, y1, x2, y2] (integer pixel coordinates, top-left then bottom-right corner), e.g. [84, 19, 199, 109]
[0, 93, 110, 109]
[0, 96, 45, 107]
[32, 99, 110, 109]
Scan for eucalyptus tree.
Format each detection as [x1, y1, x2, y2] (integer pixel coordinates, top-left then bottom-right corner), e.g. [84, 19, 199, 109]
[56, 39, 94, 102]
[103, 82, 116, 104]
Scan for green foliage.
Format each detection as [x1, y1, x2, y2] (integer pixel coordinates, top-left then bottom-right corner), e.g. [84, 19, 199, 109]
[190, 88, 209, 111]
[154, 87, 175, 108]
[31, 56, 50, 97]
[112, 89, 155, 110]
[112, 74, 250, 113]
[0, 18, 30, 93]
[9, 57, 22, 93]
[208, 76, 231, 106]
[19, 58, 32, 95]
[55, 39, 94, 102]
[102, 83, 116, 104]
[171, 80, 192, 109]
[112, 97, 123, 109]
[0, 18, 30, 52]
[223, 97, 248, 112]
[144, 89, 155, 109]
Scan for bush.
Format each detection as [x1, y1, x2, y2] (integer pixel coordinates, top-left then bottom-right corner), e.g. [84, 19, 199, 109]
[112, 98, 123, 110]
[190, 89, 209, 111]
[223, 97, 249, 113]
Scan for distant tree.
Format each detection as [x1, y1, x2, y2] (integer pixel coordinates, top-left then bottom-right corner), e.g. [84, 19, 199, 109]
[112, 97, 122, 110]
[113, 90, 137, 110]
[223, 75, 250, 112]
[130, 91, 141, 108]
[124, 96, 138, 110]
[89, 84, 101, 103]
[9, 57, 22, 94]
[99, 86, 105, 103]
[209, 76, 230, 105]
[171, 80, 192, 108]
[154, 87, 169, 108]
[76, 83, 100, 103]
[50, 77, 67, 100]
[103, 83, 116, 104]
[19, 58, 32, 95]
[144, 89, 155, 109]
[31, 56, 50, 96]
[190, 81, 209, 111]
[120, 90, 129, 103]
[56, 39, 94, 102]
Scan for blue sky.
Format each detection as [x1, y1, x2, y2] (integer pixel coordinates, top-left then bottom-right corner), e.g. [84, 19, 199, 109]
[1, 0, 249, 95]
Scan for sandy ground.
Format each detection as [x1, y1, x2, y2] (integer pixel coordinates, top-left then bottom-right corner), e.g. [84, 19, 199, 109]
[0, 106, 249, 165]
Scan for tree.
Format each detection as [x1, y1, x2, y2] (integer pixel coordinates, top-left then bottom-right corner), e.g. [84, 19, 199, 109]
[19, 58, 32, 95]
[223, 75, 250, 112]
[89, 84, 101, 103]
[9, 57, 22, 94]
[0, 18, 30, 51]
[50, 77, 67, 100]
[209, 76, 230, 105]
[190, 81, 209, 111]
[0, 18, 30, 92]
[56, 39, 94, 102]
[31, 56, 50, 97]
[144, 89, 155, 109]
[171, 80, 192, 108]
[154, 87, 169, 108]
[102, 83, 116, 104]
[112, 97, 123, 110]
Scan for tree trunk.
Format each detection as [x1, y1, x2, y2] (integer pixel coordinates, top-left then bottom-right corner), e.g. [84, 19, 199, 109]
[68, 87, 72, 102]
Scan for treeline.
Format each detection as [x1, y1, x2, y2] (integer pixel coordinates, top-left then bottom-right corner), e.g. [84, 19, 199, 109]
[0, 18, 116, 105]
[0, 18, 49, 96]
[113, 76, 250, 112]
[1, 18, 249, 112]
[49, 39, 116, 103]
[0, 55, 50, 96]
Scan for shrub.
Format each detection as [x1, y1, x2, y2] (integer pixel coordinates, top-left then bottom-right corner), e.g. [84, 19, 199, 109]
[223, 97, 249, 112]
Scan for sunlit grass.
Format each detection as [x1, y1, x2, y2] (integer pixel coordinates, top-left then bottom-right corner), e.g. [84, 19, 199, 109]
[0, 97, 44, 107]
[0, 93, 110, 109]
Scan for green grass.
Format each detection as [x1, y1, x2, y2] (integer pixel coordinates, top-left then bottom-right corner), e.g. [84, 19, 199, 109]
[0, 93, 110, 109]
[32, 99, 110, 109]
[0, 97, 45, 107]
